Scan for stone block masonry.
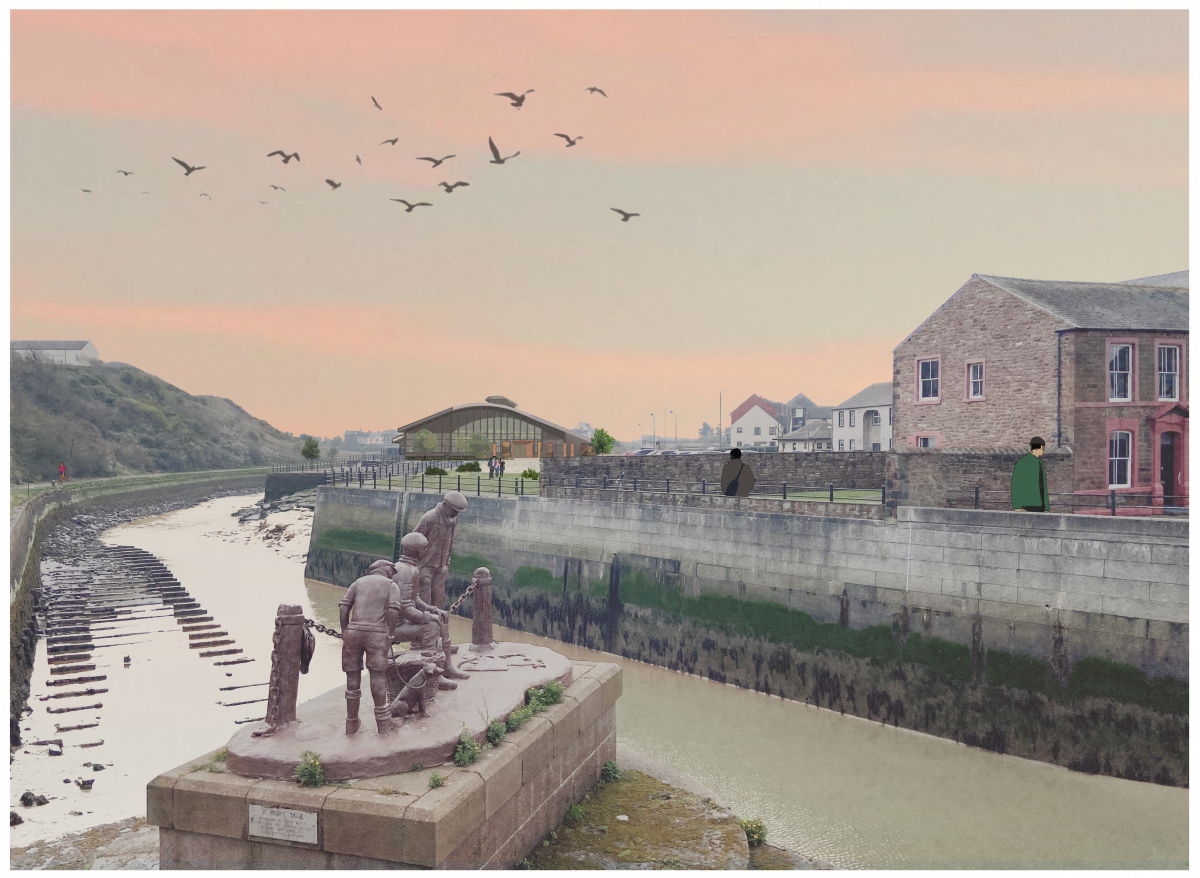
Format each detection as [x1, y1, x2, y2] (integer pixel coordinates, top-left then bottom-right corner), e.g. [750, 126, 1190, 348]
[307, 489, 1188, 680]
[150, 662, 621, 869]
[888, 446, 1075, 513]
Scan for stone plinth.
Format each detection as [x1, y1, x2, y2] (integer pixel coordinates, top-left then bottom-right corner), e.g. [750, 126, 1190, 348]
[226, 642, 571, 781]
[149, 660, 622, 869]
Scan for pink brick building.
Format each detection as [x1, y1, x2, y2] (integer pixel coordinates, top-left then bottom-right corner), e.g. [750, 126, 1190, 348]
[893, 272, 1188, 511]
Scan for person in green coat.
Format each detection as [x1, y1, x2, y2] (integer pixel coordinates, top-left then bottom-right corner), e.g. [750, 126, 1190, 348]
[1011, 437, 1049, 512]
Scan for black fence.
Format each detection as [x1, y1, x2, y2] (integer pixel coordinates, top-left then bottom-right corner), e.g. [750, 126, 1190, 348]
[541, 475, 887, 504]
[326, 467, 539, 497]
[952, 488, 1189, 516]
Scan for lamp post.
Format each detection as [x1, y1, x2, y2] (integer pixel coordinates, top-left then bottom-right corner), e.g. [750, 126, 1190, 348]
[669, 410, 676, 448]
[652, 413, 656, 449]
[718, 392, 722, 450]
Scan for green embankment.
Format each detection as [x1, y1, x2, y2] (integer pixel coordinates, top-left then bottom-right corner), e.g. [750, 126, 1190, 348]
[312, 527, 394, 557]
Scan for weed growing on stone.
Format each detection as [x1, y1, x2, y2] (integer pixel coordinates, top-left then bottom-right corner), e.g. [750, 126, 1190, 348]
[428, 771, 445, 789]
[600, 760, 621, 783]
[739, 818, 767, 847]
[411, 763, 423, 773]
[454, 726, 483, 767]
[565, 803, 586, 822]
[293, 751, 325, 788]
[487, 719, 507, 745]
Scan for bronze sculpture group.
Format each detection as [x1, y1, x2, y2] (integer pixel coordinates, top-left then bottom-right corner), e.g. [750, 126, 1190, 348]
[338, 491, 480, 736]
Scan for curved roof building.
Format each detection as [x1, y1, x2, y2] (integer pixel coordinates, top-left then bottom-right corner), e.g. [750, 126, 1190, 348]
[394, 396, 593, 458]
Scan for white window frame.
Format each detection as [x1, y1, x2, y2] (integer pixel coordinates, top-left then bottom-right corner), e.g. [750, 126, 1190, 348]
[736, 427, 743, 433]
[968, 362, 985, 399]
[838, 411, 844, 427]
[918, 358, 940, 401]
[849, 410, 856, 427]
[849, 439, 855, 450]
[754, 426, 761, 436]
[1158, 345, 1180, 401]
[1108, 344, 1132, 402]
[1108, 430, 1132, 488]
[917, 436, 935, 448]
[838, 439, 844, 451]
[768, 426, 776, 435]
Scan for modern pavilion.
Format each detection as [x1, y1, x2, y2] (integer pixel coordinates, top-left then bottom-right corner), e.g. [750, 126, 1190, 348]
[394, 396, 594, 459]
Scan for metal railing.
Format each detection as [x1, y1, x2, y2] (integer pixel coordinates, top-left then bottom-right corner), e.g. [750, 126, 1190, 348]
[953, 488, 1189, 516]
[541, 475, 886, 504]
[326, 468, 540, 497]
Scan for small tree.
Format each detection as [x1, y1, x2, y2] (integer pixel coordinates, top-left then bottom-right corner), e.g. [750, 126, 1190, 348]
[699, 422, 714, 440]
[300, 436, 320, 467]
[411, 429, 438, 456]
[590, 427, 616, 455]
[465, 432, 491, 459]
[327, 444, 339, 462]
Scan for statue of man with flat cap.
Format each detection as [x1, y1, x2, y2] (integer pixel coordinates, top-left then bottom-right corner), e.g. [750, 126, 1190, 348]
[339, 558, 403, 736]
[413, 491, 472, 685]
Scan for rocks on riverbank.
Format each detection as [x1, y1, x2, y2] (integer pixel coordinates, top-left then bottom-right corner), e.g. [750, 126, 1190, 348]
[231, 488, 317, 523]
[10, 814, 157, 870]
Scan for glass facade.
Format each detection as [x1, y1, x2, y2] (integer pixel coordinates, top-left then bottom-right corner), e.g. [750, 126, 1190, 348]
[400, 405, 580, 457]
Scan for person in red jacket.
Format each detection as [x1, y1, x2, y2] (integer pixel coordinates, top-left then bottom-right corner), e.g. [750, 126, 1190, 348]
[58, 462, 67, 485]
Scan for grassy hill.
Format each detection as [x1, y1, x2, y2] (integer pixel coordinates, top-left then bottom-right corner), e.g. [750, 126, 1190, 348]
[10, 354, 308, 483]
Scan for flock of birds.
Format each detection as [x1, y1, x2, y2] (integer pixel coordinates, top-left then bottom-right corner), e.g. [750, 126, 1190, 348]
[78, 87, 640, 222]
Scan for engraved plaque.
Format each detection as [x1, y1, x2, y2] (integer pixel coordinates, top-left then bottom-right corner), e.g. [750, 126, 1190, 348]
[248, 804, 318, 844]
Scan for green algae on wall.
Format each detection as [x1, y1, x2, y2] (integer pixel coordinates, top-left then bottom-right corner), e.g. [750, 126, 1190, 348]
[311, 526, 394, 557]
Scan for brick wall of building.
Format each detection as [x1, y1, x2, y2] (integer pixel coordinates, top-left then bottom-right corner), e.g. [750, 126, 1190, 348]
[893, 276, 1071, 450]
[887, 446, 1075, 512]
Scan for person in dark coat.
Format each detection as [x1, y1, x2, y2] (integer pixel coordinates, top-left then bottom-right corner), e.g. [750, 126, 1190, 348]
[720, 448, 755, 497]
[1011, 437, 1050, 511]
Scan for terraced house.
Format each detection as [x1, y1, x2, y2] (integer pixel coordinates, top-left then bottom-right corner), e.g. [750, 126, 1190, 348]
[893, 270, 1188, 511]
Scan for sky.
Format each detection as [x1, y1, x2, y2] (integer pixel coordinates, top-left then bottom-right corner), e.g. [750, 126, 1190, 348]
[8, 8, 1189, 444]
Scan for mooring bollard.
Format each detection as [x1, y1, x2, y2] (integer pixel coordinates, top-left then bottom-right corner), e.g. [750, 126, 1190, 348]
[829, 483, 834, 503]
[477, 475, 480, 496]
[471, 568, 495, 651]
[783, 482, 787, 500]
[253, 604, 305, 736]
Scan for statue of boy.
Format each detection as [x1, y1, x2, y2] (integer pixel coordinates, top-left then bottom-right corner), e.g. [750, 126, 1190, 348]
[393, 531, 470, 688]
[414, 491, 469, 611]
[339, 558, 403, 736]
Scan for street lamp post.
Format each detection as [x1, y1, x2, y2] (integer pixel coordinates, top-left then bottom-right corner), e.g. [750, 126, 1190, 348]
[669, 410, 676, 448]
[652, 413, 656, 449]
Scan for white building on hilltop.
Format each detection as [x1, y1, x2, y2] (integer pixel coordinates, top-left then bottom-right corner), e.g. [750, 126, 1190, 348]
[11, 340, 100, 365]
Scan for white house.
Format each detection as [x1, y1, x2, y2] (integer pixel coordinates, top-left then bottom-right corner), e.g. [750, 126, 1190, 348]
[831, 382, 894, 452]
[728, 394, 783, 449]
[11, 340, 100, 365]
[780, 420, 833, 452]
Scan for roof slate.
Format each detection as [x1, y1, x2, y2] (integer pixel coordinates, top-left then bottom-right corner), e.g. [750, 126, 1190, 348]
[976, 274, 1188, 331]
[11, 340, 92, 350]
[780, 421, 832, 441]
[782, 391, 835, 421]
[834, 382, 894, 410]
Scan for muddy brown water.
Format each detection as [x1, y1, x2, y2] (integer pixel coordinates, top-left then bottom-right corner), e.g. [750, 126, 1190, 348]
[9, 494, 1188, 867]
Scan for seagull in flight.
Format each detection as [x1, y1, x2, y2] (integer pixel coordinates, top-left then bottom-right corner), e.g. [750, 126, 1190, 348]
[172, 157, 206, 176]
[585, 87, 608, 97]
[416, 155, 455, 168]
[488, 137, 520, 165]
[267, 150, 300, 164]
[390, 199, 432, 212]
[554, 133, 583, 147]
[81, 188, 92, 193]
[142, 191, 150, 195]
[437, 181, 469, 193]
[356, 155, 362, 165]
[380, 138, 399, 146]
[326, 179, 342, 190]
[372, 96, 382, 110]
[611, 208, 640, 222]
[116, 170, 133, 176]
[258, 201, 269, 204]
[199, 193, 212, 200]
[269, 185, 285, 191]
[495, 89, 534, 109]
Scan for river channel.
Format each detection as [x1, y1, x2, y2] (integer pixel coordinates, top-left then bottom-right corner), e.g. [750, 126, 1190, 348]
[10, 494, 1188, 867]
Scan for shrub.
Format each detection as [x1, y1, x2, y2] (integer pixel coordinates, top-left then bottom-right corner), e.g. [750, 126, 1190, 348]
[506, 705, 534, 732]
[428, 771, 445, 789]
[424, 466, 448, 476]
[565, 803, 586, 822]
[521, 468, 539, 480]
[453, 726, 483, 767]
[600, 760, 621, 783]
[487, 720, 507, 746]
[456, 461, 481, 472]
[739, 818, 767, 847]
[293, 751, 325, 788]
[538, 680, 565, 705]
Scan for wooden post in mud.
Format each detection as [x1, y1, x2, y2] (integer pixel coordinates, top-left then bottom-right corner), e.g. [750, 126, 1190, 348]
[255, 604, 305, 735]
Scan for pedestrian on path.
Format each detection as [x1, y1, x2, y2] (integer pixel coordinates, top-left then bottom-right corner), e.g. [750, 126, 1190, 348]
[58, 462, 68, 485]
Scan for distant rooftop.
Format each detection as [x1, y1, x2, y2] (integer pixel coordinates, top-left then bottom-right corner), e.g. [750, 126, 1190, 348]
[976, 274, 1189, 332]
[1119, 270, 1188, 289]
[11, 340, 92, 350]
[834, 382, 893, 410]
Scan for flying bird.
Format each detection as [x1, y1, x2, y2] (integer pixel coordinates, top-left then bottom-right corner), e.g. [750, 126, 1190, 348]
[326, 179, 342, 190]
[258, 201, 269, 204]
[172, 157, 206, 176]
[494, 89, 534, 109]
[269, 185, 285, 191]
[81, 188, 92, 193]
[585, 87, 608, 97]
[416, 155, 455, 168]
[355, 155, 362, 165]
[554, 133, 583, 147]
[372, 96, 382, 110]
[141, 191, 150, 195]
[380, 138, 399, 146]
[267, 150, 300, 164]
[488, 137, 520, 165]
[611, 208, 640, 222]
[199, 193, 212, 200]
[116, 170, 133, 176]
[390, 199, 432, 212]
[437, 181, 469, 193]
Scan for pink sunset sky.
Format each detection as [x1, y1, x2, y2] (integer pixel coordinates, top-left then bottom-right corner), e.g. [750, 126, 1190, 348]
[9, 9, 1188, 444]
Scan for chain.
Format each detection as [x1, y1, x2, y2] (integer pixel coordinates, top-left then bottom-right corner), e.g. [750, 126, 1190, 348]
[447, 580, 477, 615]
[303, 618, 343, 639]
